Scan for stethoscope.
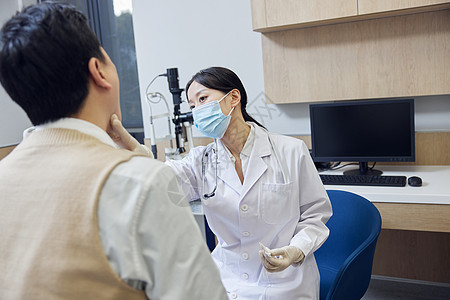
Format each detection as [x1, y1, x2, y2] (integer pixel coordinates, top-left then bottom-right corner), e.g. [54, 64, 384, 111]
[200, 127, 289, 200]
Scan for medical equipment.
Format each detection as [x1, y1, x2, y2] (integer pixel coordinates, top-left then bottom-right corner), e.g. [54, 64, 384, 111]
[145, 68, 194, 159]
[200, 128, 289, 200]
[166, 68, 194, 154]
[145, 91, 173, 159]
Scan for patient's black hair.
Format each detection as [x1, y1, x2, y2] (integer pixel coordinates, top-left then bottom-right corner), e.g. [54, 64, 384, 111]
[0, 2, 104, 125]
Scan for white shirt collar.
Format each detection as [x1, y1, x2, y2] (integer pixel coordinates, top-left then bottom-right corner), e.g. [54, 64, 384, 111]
[23, 118, 118, 148]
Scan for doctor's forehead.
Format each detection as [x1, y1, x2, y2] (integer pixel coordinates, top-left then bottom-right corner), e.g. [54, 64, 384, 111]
[188, 81, 208, 98]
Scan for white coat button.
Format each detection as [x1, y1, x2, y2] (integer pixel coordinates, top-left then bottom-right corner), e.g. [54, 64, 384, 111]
[242, 252, 249, 260]
[241, 273, 249, 279]
[242, 231, 250, 237]
[241, 204, 248, 211]
[230, 292, 237, 299]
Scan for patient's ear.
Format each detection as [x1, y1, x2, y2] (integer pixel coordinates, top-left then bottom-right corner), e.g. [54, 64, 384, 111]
[88, 57, 112, 89]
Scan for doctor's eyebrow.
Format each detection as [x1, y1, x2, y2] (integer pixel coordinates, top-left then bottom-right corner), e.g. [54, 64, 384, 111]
[194, 88, 208, 98]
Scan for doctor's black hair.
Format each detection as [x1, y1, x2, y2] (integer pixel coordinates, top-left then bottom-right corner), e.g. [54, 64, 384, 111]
[186, 67, 265, 129]
[0, 2, 105, 125]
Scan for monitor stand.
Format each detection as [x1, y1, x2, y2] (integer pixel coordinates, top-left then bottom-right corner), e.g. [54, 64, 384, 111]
[343, 162, 382, 176]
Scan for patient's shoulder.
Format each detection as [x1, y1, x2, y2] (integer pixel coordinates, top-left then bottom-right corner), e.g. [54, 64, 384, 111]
[110, 156, 175, 186]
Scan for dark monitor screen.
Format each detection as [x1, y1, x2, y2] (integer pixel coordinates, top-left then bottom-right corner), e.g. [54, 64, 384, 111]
[310, 99, 415, 175]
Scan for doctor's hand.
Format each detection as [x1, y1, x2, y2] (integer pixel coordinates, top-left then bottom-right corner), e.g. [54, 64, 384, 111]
[108, 114, 153, 158]
[259, 245, 305, 273]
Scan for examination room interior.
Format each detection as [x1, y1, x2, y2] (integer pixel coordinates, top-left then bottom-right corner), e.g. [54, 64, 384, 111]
[1, 0, 449, 299]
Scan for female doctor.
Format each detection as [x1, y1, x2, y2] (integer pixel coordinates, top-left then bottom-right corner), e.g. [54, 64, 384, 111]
[164, 67, 332, 299]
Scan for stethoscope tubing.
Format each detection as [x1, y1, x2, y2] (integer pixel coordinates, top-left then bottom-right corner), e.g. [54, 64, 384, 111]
[200, 128, 289, 200]
[201, 139, 218, 199]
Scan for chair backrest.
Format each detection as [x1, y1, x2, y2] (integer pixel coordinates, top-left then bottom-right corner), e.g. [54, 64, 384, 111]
[315, 190, 382, 300]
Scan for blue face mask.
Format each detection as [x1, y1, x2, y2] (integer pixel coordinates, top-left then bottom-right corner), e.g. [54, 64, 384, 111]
[192, 91, 234, 139]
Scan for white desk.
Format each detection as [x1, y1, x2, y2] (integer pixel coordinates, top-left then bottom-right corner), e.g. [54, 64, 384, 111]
[319, 165, 450, 232]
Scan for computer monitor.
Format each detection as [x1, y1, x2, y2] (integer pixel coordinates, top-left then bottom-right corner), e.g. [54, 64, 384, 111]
[310, 99, 415, 176]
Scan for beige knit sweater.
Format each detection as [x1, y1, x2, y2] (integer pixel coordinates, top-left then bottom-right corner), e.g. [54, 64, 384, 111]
[0, 128, 147, 299]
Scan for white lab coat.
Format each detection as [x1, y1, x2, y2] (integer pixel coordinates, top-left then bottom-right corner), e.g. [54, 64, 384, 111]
[166, 124, 332, 300]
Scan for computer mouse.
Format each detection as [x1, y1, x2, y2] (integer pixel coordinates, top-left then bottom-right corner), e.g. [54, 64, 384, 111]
[408, 176, 422, 187]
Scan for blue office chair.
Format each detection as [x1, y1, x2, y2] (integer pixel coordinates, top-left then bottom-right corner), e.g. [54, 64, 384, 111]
[315, 190, 382, 300]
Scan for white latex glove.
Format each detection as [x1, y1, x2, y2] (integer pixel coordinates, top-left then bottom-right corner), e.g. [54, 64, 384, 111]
[259, 243, 305, 273]
[108, 114, 153, 158]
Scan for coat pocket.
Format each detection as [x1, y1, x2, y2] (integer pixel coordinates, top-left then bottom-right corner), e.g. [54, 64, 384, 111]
[260, 182, 295, 224]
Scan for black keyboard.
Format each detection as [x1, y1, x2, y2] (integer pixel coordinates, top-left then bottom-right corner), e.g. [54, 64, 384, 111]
[320, 174, 407, 187]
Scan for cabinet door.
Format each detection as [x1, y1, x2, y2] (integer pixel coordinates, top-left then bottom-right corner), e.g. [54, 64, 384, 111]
[264, 0, 357, 28]
[261, 10, 450, 103]
[359, 0, 450, 14]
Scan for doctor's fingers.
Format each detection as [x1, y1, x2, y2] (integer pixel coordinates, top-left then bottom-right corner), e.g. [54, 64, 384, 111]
[109, 114, 137, 148]
[259, 251, 281, 273]
[264, 254, 291, 272]
[109, 114, 153, 157]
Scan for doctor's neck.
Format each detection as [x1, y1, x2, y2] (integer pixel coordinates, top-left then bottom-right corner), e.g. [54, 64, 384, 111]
[221, 111, 251, 156]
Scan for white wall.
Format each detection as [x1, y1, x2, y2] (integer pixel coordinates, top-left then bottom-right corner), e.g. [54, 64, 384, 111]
[0, 0, 32, 147]
[131, 0, 312, 139]
[132, 0, 450, 140]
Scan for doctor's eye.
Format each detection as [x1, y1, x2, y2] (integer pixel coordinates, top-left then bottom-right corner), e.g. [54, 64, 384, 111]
[199, 96, 207, 103]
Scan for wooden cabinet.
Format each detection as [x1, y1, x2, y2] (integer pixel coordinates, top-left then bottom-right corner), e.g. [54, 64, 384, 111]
[251, 0, 450, 104]
[251, 0, 357, 31]
[260, 10, 450, 103]
[250, 0, 268, 30]
[251, 0, 450, 32]
[359, 0, 450, 14]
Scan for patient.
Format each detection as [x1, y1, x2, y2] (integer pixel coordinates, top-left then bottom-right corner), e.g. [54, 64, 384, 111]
[0, 3, 226, 299]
